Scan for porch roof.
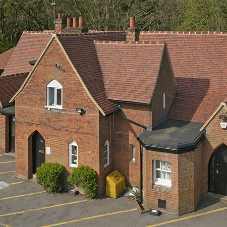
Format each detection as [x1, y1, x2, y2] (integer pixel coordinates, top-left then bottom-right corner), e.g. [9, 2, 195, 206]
[139, 119, 205, 153]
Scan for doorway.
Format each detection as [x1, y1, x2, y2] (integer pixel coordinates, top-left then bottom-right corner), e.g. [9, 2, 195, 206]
[209, 144, 227, 195]
[9, 116, 15, 152]
[32, 131, 45, 174]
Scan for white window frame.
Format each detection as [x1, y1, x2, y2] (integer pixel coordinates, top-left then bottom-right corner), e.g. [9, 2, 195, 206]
[104, 140, 109, 168]
[163, 92, 166, 109]
[153, 160, 171, 187]
[131, 145, 135, 162]
[69, 141, 78, 167]
[46, 80, 63, 109]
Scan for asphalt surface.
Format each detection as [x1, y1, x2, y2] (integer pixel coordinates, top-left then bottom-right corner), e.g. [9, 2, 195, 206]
[1, 154, 227, 227]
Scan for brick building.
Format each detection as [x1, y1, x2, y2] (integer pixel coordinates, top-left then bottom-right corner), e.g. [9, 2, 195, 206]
[1, 15, 227, 215]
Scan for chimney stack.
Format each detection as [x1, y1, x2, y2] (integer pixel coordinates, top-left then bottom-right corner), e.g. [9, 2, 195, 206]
[126, 17, 140, 41]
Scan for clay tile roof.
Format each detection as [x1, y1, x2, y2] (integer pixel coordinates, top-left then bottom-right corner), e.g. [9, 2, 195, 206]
[0, 47, 15, 71]
[95, 41, 165, 104]
[57, 34, 127, 115]
[140, 32, 227, 123]
[2, 31, 52, 77]
[0, 73, 28, 107]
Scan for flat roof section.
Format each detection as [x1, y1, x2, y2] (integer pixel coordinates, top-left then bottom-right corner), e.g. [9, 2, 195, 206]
[139, 119, 205, 154]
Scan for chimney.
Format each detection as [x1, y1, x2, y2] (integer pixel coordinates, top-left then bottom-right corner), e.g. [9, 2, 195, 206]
[79, 17, 84, 28]
[73, 17, 79, 27]
[67, 17, 73, 27]
[55, 13, 71, 32]
[126, 17, 140, 41]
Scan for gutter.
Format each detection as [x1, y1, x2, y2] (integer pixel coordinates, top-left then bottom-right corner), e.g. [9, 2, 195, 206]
[116, 114, 147, 129]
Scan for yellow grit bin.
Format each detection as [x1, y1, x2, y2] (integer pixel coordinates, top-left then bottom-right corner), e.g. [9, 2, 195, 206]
[106, 170, 126, 198]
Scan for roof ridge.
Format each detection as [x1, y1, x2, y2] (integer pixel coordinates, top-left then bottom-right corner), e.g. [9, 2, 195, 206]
[94, 40, 165, 45]
[56, 31, 125, 36]
[140, 31, 227, 35]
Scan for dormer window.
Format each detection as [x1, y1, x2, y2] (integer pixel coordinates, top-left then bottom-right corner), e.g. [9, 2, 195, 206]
[46, 80, 62, 109]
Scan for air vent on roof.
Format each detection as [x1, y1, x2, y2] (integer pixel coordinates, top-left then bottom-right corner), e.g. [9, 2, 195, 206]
[29, 60, 37, 66]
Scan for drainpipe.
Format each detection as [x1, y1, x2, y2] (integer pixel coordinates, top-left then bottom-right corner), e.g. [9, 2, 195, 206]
[139, 142, 143, 204]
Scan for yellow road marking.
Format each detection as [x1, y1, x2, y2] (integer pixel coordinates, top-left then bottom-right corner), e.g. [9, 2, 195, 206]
[0, 191, 46, 201]
[147, 206, 227, 227]
[0, 200, 87, 217]
[10, 181, 23, 185]
[0, 222, 11, 227]
[0, 161, 15, 164]
[41, 208, 137, 227]
[0, 171, 15, 175]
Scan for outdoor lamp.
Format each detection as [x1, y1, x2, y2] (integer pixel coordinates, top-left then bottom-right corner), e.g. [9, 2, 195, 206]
[76, 108, 85, 115]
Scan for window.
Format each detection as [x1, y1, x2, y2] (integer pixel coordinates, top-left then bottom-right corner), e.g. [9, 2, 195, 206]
[69, 141, 78, 167]
[163, 92, 166, 109]
[46, 80, 62, 109]
[131, 145, 135, 162]
[104, 140, 109, 168]
[153, 160, 171, 187]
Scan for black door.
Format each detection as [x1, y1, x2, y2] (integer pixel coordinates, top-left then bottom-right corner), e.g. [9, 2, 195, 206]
[9, 116, 15, 152]
[32, 131, 45, 174]
[209, 144, 227, 195]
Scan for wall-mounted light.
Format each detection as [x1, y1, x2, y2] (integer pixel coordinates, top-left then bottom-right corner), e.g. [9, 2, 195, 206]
[219, 111, 227, 130]
[76, 108, 85, 116]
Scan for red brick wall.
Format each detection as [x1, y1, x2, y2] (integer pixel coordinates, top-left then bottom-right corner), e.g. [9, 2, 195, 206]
[15, 39, 102, 192]
[0, 114, 9, 153]
[143, 143, 203, 216]
[98, 113, 115, 195]
[113, 103, 150, 187]
[152, 46, 176, 125]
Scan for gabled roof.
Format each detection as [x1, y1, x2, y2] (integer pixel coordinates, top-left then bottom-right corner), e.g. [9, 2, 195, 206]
[140, 31, 227, 123]
[95, 41, 165, 104]
[2, 31, 52, 76]
[0, 47, 15, 72]
[0, 73, 28, 107]
[57, 34, 123, 115]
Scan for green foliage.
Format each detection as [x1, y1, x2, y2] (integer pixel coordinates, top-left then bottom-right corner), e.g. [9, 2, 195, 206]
[36, 162, 64, 192]
[67, 165, 98, 198]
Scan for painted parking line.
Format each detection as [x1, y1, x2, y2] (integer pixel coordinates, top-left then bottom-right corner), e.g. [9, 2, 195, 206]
[10, 181, 23, 185]
[0, 191, 46, 201]
[0, 171, 15, 175]
[147, 206, 227, 227]
[41, 208, 137, 227]
[0, 222, 11, 227]
[0, 161, 15, 164]
[0, 199, 87, 217]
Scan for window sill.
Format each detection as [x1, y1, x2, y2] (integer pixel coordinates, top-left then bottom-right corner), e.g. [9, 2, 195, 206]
[69, 164, 78, 168]
[45, 106, 63, 110]
[154, 181, 171, 188]
[130, 160, 136, 164]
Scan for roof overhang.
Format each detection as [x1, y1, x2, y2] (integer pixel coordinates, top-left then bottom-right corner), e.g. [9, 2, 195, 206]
[138, 119, 205, 154]
[0, 105, 15, 115]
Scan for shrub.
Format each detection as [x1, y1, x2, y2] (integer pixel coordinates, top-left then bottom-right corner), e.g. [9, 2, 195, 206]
[67, 165, 98, 198]
[36, 162, 64, 192]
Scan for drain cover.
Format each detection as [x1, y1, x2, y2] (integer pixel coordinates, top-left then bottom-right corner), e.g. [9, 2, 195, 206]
[0, 181, 9, 189]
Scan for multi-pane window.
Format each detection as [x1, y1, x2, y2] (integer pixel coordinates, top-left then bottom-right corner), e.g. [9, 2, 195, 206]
[153, 160, 171, 187]
[104, 140, 109, 168]
[69, 141, 78, 167]
[131, 145, 135, 162]
[47, 80, 62, 109]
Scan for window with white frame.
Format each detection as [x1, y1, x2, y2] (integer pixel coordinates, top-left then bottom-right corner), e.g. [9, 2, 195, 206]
[153, 160, 171, 187]
[163, 92, 166, 109]
[131, 145, 135, 162]
[104, 140, 109, 168]
[46, 80, 62, 109]
[69, 141, 78, 167]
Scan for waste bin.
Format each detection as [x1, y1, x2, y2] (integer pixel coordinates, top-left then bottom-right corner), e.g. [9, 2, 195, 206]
[106, 170, 126, 198]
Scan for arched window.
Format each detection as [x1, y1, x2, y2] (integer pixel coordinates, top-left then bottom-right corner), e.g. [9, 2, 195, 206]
[69, 141, 78, 167]
[104, 140, 110, 168]
[46, 80, 62, 109]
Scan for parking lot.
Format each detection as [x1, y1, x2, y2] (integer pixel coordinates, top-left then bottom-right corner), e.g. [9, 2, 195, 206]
[1, 154, 227, 227]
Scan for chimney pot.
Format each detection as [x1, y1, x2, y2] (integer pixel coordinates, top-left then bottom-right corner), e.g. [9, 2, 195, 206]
[73, 17, 79, 27]
[58, 13, 62, 19]
[67, 17, 73, 27]
[79, 17, 84, 27]
[130, 17, 135, 28]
